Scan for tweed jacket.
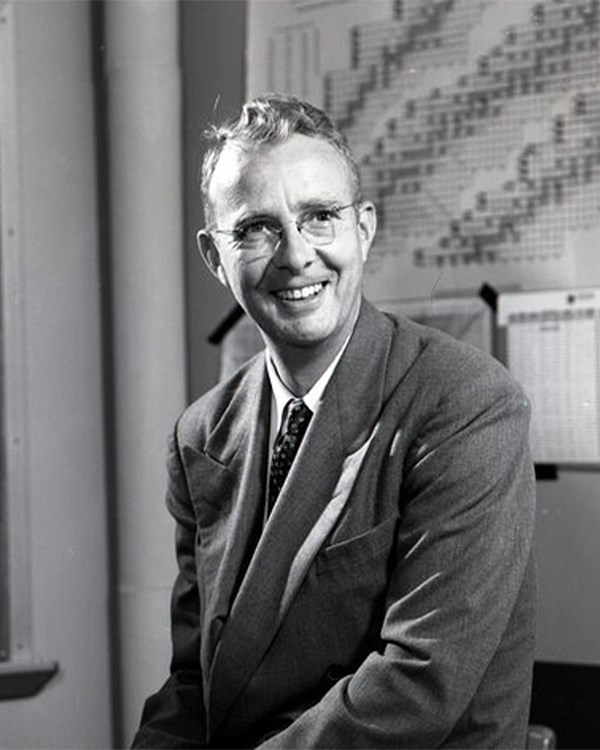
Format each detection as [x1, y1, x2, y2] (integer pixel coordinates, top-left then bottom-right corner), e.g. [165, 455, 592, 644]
[133, 299, 536, 749]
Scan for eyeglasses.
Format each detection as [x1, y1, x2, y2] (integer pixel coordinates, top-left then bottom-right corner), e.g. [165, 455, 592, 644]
[209, 202, 357, 255]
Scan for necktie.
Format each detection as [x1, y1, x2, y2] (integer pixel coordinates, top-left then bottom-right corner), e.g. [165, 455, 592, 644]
[268, 399, 312, 514]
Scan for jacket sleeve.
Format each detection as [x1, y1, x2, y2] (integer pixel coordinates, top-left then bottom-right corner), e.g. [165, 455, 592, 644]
[258, 365, 536, 749]
[131, 428, 207, 749]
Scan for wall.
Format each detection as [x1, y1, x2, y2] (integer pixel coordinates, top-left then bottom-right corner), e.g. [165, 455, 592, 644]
[0, 1, 112, 748]
[102, 2, 188, 745]
[181, 0, 247, 401]
[535, 472, 600, 664]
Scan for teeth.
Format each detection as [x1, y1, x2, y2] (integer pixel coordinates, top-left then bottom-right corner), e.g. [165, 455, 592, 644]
[276, 283, 323, 301]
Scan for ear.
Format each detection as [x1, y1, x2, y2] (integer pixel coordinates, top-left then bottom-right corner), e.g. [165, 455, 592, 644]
[356, 201, 377, 261]
[197, 230, 229, 288]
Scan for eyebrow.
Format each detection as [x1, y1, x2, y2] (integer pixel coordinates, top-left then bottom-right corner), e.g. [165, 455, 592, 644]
[296, 197, 347, 212]
[232, 212, 277, 230]
[230, 197, 351, 230]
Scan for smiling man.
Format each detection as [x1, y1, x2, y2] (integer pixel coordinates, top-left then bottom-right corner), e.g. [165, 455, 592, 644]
[200, 110, 374, 395]
[133, 94, 536, 749]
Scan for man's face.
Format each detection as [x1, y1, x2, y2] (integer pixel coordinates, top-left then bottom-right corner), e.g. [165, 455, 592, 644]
[200, 133, 376, 360]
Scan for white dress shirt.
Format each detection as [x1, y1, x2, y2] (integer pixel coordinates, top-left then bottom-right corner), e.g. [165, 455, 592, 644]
[263, 340, 350, 518]
[265, 337, 350, 453]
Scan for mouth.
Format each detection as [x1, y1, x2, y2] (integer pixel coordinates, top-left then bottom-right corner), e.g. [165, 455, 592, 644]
[272, 282, 326, 302]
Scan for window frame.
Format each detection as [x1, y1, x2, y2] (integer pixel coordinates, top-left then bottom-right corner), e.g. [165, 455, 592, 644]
[0, 0, 57, 698]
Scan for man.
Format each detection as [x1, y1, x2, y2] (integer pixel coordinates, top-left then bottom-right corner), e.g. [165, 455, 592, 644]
[133, 94, 536, 749]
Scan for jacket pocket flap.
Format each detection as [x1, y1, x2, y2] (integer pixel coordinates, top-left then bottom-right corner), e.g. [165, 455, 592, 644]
[315, 514, 398, 576]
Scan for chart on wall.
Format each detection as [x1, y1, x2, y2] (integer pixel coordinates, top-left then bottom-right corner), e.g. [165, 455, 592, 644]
[498, 287, 600, 464]
[247, 0, 600, 304]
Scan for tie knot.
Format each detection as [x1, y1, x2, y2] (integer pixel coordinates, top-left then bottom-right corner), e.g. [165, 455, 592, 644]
[284, 399, 312, 435]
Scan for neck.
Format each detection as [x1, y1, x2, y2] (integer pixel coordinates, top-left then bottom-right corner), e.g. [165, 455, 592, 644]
[267, 342, 341, 397]
[263, 299, 362, 396]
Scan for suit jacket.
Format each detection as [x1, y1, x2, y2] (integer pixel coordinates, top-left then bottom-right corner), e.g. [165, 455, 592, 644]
[133, 299, 536, 749]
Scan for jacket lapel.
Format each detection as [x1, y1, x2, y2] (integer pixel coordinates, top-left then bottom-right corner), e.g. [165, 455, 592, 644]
[207, 391, 346, 737]
[207, 301, 398, 737]
[183, 357, 271, 678]
[278, 420, 381, 616]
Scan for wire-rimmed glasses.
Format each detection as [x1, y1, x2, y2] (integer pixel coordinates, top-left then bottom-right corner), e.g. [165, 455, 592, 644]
[209, 202, 357, 255]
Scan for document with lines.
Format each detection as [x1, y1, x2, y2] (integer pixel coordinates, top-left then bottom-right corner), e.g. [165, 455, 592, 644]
[498, 288, 600, 465]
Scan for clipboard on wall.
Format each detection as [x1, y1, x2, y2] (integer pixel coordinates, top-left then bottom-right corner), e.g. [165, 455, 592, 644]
[497, 288, 600, 467]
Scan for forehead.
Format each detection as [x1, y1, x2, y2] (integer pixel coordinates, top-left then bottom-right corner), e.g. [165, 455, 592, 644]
[208, 134, 354, 216]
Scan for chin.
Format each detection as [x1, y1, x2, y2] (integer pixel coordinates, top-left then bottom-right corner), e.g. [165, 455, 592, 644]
[281, 326, 337, 350]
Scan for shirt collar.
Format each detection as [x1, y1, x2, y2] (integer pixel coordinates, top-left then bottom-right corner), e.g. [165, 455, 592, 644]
[265, 335, 351, 434]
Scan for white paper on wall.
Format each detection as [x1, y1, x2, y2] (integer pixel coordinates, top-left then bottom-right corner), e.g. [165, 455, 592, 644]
[498, 288, 600, 465]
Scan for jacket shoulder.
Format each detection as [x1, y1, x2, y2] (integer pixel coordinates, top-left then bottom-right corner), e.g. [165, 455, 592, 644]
[386, 312, 526, 406]
[176, 351, 266, 447]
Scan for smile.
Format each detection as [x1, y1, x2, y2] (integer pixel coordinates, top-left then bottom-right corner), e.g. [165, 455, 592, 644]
[273, 282, 325, 301]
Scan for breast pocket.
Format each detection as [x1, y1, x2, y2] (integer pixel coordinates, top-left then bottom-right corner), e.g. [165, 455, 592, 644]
[315, 514, 399, 578]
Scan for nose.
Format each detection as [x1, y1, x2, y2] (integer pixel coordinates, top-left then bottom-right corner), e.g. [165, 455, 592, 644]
[272, 223, 315, 272]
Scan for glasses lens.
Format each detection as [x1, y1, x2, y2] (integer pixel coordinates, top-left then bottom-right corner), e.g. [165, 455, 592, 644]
[237, 223, 279, 252]
[301, 216, 335, 246]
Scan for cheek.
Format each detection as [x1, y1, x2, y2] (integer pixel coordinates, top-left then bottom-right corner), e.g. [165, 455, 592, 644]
[321, 247, 364, 286]
[216, 265, 229, 288]
[216, 255, 243, 297]
[227, 257, 268, 296]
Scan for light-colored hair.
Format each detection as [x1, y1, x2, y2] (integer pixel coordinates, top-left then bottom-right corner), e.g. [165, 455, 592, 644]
[201, 93, 361, 224]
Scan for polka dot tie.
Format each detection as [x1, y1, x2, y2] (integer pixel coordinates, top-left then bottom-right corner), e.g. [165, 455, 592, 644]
[268, 399, 312, 515]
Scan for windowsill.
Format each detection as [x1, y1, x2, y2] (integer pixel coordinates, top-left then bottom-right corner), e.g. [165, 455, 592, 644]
[0, 660, 59, 700]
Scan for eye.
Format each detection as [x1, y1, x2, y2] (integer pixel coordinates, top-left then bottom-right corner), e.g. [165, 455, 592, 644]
[301, 207, 341, 234]
[309, 207, 340, 223]
[233, 218, 279, 244]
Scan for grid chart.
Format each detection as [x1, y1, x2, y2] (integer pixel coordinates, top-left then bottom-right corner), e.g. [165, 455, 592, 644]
[323, 0, 600, 276]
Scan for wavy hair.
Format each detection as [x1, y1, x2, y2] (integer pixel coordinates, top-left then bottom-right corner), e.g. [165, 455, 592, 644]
[200, 93, 361, 223]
